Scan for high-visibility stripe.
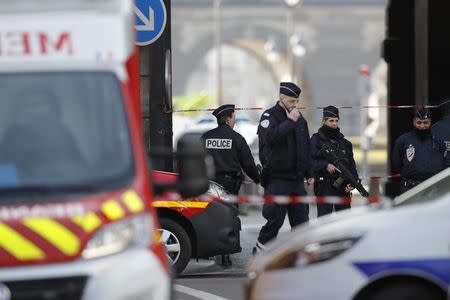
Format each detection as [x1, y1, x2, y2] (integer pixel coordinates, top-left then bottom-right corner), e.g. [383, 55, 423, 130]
[123, 190, 144, 213]
[152, 201, 209, 209]
[155, 230, 162, 242]
[24, 218, 80, 256]
[102, 200, 125, 220]
[0, 222, 44, 260]
[72, 213, 102, 233]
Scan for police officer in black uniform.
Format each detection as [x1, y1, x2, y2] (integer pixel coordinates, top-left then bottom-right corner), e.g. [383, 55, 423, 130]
[253, 82, 314, 254]
[202, 104, 260, 266]
[310, 106, 359, 217]
[392, 107, 447, 194]
[432, 98, 450, 168]
[202, 104, 260, 194]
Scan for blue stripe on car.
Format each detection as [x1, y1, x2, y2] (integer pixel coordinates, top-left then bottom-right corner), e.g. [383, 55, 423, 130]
[353, 258, 450, 285]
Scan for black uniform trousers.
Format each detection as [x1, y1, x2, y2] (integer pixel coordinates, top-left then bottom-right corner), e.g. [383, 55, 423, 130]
[315, 180, 350, 217]
[317, 203, 350, 217]
[257, 178, 309, 244]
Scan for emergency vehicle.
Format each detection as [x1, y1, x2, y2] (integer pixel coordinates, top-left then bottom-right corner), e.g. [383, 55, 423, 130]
[246, 167, 450, 300]
[0, 1, 207, 299]
[153, 171, 241, 274]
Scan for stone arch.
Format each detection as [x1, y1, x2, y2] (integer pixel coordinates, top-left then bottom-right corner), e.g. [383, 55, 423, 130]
[172, 22, 311, 117]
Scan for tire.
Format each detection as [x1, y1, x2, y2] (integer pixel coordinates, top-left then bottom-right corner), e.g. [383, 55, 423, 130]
[365, 282, 446, 300]
[158, 218, 192, 274]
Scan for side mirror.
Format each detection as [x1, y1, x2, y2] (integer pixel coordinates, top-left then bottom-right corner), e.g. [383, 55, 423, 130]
[150, 133, 210, 198]
[176, 133, 209, 197]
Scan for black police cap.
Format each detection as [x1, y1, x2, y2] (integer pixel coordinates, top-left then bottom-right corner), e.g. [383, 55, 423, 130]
[212, 104, 235, 119]
[414, 106, 430, 119]
[280, 82, 301, 98]
[323, 105, 339, 118]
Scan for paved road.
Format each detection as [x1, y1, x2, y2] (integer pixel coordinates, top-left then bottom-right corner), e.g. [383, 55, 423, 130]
[174, 205, 319, 300]
[173, 199, 375, 299]
[175, 275, 246, 300]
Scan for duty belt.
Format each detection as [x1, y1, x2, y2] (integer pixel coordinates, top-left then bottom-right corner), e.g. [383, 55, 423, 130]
[316, 176, 344, 189]
[271, 173, 301, 181]
[401, 178, 423, 187]
[316, 176, 339, 183]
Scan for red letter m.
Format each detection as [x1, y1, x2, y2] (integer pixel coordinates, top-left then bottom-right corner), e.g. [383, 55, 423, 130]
[39, 32, 73, 55]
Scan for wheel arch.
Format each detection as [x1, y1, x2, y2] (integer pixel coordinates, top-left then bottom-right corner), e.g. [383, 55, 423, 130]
[353, 274, 447, 300]
[156, 208, 198, 257]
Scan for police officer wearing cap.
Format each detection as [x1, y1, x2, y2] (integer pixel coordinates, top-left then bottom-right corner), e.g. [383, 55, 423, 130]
[253, 82, 314, 254]
[201, 104, 260, 266]
[310, 106, 359, 217]
[392, 106, 448, 194]
[202, 104, 260, 194]
[432, 98, 450, 168]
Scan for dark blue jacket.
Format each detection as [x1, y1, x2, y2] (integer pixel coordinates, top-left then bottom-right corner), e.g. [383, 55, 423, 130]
[310, 127, 358, 196]
[392, 131, 446, 180]
[257, 102, 311, 180]
[431, 117, 450, 167]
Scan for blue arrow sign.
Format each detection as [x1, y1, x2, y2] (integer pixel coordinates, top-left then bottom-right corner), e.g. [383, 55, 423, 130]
[134, 0, 167, 46]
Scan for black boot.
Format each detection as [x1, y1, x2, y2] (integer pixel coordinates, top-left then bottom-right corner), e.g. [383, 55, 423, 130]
[221, 254, 232, 267]
[253, 241, 266, 256]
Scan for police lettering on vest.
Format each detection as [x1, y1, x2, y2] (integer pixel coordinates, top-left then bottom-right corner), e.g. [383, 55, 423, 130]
[205, 138, 232, 149]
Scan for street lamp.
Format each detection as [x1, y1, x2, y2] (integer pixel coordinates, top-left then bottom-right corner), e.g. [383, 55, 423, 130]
[290, 34, 306, 58]
[213, 0, 222, 105]
[284, 0, 302, 7]
[283, 0, 303, 81]
[264, 37, 281, 63]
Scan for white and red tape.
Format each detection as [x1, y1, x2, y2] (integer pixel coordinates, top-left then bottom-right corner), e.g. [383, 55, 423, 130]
[159, 192, 388, 205]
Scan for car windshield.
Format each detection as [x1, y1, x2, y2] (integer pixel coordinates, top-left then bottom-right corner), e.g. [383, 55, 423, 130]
[394, 168, 450, 207]
[0, 72, 133, 197]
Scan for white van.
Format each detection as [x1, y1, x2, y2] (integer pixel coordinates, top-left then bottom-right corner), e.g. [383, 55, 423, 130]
[0, 1, 171, 299]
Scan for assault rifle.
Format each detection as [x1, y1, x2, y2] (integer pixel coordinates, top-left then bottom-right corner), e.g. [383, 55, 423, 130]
[319, 146, 370, 197]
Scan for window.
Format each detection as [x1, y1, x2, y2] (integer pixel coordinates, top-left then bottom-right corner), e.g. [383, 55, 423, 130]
[0, 72, 133, 192]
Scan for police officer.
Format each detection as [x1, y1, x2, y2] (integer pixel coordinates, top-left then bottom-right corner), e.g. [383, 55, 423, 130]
[310, 106, 359, 217]
[253, 82, 314, 254]
[432, 98, 450, 168]
[201, 104, 260, 266]
[202, 104, 260, 194]
[392, 107, 447, 194]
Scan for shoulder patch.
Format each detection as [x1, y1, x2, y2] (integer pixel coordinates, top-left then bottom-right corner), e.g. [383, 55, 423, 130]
[260, 119, 270, 128]
[263, 112, 270, 117]
[406, 144, 415, 162]
[205, 139, 232, 149]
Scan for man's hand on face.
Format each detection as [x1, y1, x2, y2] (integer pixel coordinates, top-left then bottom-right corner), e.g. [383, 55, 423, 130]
[286, 108, 300, 122]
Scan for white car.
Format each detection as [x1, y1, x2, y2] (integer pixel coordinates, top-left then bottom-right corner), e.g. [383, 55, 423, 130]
[181, 114, 258, 147]
[246, 167, 450, 300]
